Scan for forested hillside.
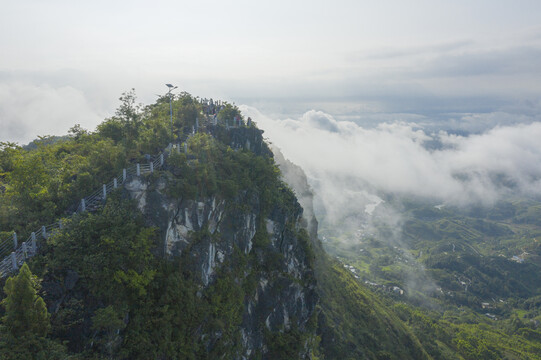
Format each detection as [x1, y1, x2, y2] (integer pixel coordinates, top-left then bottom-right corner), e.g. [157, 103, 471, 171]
[0, 91, 431, 359]
[2, 90, 538, 359]
[322, 195, 541, 359]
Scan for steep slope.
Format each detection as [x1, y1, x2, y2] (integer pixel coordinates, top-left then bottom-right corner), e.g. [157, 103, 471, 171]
[1, 93, 433, 359]
[35, 132, 319, 359]
[0, 94, 323, 359]
[315, 253, 430, 360]
[273, 148, 430, 360]
[122, 131, 318, 358]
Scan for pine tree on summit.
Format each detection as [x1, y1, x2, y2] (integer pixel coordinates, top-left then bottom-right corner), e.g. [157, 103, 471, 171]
[1, 263, 50, 338]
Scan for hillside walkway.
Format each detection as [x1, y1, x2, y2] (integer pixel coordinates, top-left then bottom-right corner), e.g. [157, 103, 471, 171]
[0, 111, 252, 278]
[0, 147, 169, 277]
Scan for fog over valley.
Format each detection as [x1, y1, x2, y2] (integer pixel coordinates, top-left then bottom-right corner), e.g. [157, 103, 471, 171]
[243, 106, 541, 214]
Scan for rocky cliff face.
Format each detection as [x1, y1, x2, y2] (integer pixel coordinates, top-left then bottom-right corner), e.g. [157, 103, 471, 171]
[272, 145, 319, 241]
[123, 138, 318, 359]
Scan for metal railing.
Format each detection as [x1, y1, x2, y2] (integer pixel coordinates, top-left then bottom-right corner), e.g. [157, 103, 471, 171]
[0, 122, 239, 278]
[0, 147, 170, 278]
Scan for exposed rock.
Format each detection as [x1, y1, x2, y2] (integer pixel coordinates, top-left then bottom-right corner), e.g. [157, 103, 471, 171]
[272, 145, 319, 240]
[124, 168, 317, 358]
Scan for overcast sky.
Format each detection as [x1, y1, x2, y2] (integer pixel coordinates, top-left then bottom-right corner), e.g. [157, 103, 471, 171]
[1, 0, 541, 143]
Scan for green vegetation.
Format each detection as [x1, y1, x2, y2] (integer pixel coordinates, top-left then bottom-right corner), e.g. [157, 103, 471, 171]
[0, 90, 203, 239]
[0, 90, 322, 359]
[322, 197, 541, 359]
[393, 303, 541, 359]
[314, 251, 430, 360]
[2, 263, 49, 338]
[5, 88, 540, 358]
[0, 263, 68, 359]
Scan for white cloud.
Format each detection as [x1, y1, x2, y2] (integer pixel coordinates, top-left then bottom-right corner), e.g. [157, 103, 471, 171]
[242, 106, 541, 212]
[301, 110, 340, 133]
[0, 81, 102, 144]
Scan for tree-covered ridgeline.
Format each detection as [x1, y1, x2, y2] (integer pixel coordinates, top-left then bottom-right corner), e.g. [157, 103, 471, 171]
[0, 90, 319, 359]
[1, 89, 540, 359]
[0, 90, 248, 240]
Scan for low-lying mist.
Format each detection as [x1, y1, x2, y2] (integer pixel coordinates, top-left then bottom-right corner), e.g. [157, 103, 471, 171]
[241, 105, 541, 298]
[242, 105, 541, 214]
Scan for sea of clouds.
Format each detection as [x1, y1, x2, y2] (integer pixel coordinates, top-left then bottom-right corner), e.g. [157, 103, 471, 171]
[242, 105, 541, 295]
[0, 81, 102, 144]
[241, 106, 541, 224]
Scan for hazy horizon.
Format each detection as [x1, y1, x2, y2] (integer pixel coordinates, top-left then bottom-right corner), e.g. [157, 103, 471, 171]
[2, 0, 541, 144]
[2, 0, 541, 221]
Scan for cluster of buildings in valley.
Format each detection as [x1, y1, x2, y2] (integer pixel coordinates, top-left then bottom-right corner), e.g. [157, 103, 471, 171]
[341, 262, 406, 295]
[511, 252, 528, 263]
[363, 279, 405, 295]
